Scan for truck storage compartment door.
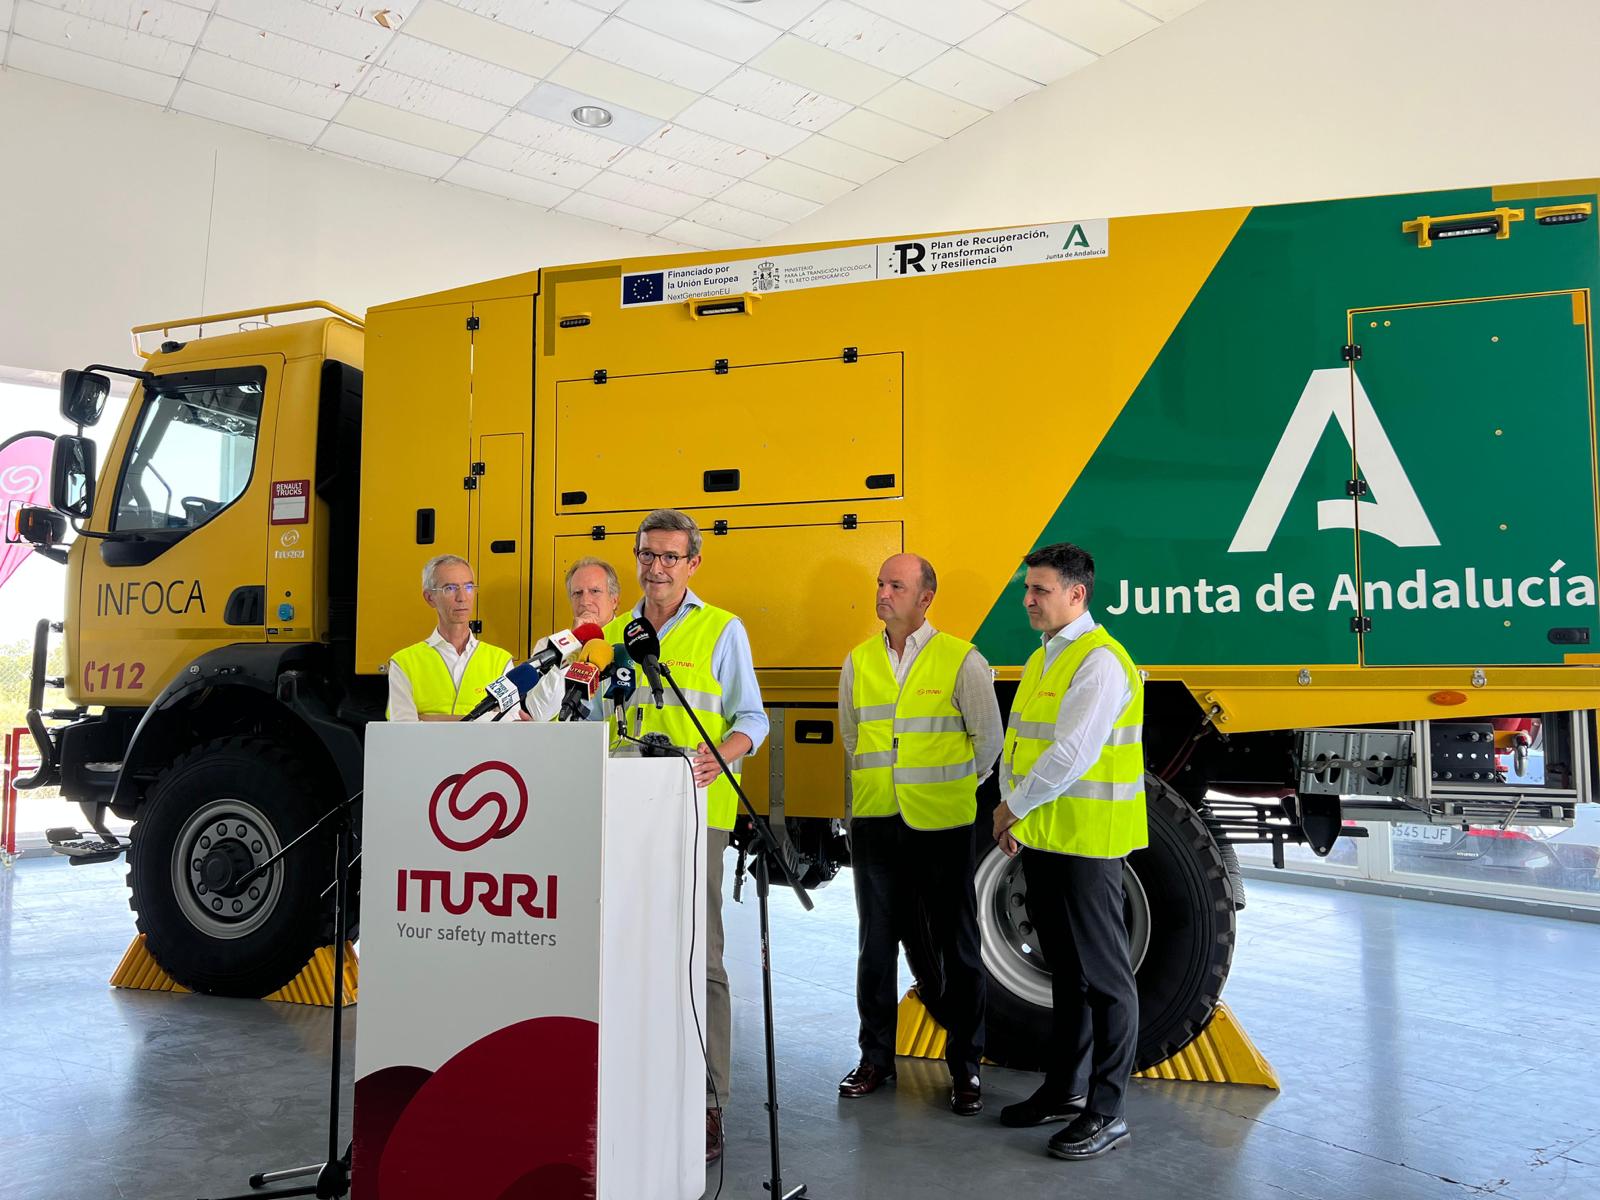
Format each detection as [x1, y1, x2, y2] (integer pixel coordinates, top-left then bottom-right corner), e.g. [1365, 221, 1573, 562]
[472, 433, 526, 659]
[553, 353, 903, 514]
[1352, 291, 1598, 666]
[554, 519, 901, 669]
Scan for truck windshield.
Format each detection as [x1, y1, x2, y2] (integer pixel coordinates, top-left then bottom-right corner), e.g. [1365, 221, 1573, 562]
[112, 368, 265, 533]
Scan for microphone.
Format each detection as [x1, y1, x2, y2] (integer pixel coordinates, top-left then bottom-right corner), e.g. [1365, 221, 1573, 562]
[622, 616, 665, 709]
[459, 660, 544, 721]
[558, 661, 602, 721]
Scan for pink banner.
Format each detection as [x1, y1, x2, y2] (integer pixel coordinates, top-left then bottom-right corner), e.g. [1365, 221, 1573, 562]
[0, 432, 57, 593]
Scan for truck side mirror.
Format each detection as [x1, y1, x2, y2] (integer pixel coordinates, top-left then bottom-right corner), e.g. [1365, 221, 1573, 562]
[50, 435, 96, 519]
[60, 369, 110, 427]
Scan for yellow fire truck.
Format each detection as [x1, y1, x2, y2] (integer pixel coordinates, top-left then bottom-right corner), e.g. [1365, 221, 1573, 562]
[17, 176, 1600, 1069]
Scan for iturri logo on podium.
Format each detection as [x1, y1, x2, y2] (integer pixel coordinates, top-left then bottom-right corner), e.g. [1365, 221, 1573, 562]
[427, 761, 528, 852]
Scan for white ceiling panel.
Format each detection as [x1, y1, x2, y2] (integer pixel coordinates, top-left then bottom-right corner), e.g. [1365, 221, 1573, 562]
[717, 179, 819, 223]
[0, 0, 11, 26]
[660, 218, 753, 249]
[13, 1, 194, 75]
[444, 158, 573, 207]
[911, 45, 1036, 108]
[792, 1, 945, 76]
[184, 49, 347, 119]
[517, 80, 665, 145]
[491, 110, 626, 167]
[1135, 0, 1204, 18]
[0, 35, 7, 61]
[747, 156, 851, 204]
[675, 97, 808, 156]
[749, 33, 895, 106]
[316, 122, 458, 176]
[962, 14, 1096, 82]
[822, 107, 937, 160]
[582, 170, 702, 217]
[6, 33, 178, 103]
[548, 50, 697, 121]
[617, 0, 778, 63]
[445, 0, 605, 46]
[852, 0, 1003, 43]
[357, 66, 507, 132]
[398, 0, 566, 78]
[711, 68, 849, 133]
[574, 0, 622, 10]
[863, 77, 985, 137]
[639, 124, 770, 177]
[171, 79, 327, 143]
[200, 16, 371, 91]
[469, 135, 603, 188]
[378, 35, 540, 106]
[611, 146, 737, 198]
[686, 199, 785, 241]
[557, 190, 673, 235]
[28, 0, 208, 43]
[707, 0, 825, 29]
[212, 0, 392, 63]
[582, 18, 738, 92]
[1017, 0, 1158, 55]
[335, 94, 481, 155]
[783, 132, 894, 183]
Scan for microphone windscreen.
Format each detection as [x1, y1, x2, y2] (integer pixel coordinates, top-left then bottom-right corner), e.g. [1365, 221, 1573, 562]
[576, 640, 614, 669]
[571, 621, 605, 644]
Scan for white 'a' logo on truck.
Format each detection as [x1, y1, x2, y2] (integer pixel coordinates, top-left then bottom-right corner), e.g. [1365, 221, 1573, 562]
[1229, 368, 1439, 553]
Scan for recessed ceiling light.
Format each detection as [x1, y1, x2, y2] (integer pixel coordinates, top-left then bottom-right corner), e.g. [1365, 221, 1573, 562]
[571, 105, 614, 129]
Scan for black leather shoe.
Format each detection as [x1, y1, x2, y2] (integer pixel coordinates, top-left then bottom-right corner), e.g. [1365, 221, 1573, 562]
[1000, 1089, 1087, 1128]
[838, 1061, 896, 1098]
[706, 1107, 723, 1164]
[950, 1074, 983, 1116]
[1047, 1112, 1130, 1160]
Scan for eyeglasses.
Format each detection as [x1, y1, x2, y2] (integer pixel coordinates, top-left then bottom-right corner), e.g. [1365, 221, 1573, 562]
[431, 583, 476, 597]
[635, 549, 687, 568]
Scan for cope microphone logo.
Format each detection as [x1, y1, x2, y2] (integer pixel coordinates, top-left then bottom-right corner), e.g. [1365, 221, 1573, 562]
[398, 761, 558, 923]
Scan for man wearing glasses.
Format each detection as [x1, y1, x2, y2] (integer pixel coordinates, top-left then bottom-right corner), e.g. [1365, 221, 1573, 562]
[386, 553, 515, 721]
[601, 509, 767, 1165]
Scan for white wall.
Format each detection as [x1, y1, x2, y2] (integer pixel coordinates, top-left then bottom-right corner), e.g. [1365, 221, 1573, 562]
[0, 68, 666, 374]
[781, 0, 1600, 244]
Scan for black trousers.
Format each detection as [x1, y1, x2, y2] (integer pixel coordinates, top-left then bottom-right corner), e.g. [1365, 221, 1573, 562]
[850, 814, 986, 1080]
[1021, 847, 1139, 1118]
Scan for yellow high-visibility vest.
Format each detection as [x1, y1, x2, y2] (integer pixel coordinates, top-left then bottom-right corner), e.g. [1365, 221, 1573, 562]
[1004, 625, 1146, 858]
[849, 631, 980, 829]
[388, 639, 512, 718]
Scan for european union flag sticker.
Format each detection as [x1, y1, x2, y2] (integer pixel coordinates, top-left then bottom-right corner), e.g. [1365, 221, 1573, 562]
[622, 272, 665, 305]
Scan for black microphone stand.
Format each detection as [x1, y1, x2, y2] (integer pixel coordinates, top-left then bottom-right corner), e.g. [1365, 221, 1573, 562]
[200, 792, 361, 1200]
[656, 662, 810, 1200]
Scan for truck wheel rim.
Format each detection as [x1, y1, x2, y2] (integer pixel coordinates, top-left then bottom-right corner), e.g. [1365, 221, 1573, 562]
[976, 848, 1152, 1008]
[171, 799, 284, 940]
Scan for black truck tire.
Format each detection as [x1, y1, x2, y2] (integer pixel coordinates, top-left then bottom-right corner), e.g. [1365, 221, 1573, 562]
[127, 736, 334, 998]
[967, 774, 1237, 1072]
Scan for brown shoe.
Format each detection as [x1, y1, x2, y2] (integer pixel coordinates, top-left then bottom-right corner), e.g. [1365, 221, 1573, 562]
[950, 1074, 983, 1116]
[838, 1061, 896, 1098]
[706, 1107, 723, 1164]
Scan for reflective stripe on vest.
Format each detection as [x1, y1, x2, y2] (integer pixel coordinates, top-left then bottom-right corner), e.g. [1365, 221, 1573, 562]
[388, 639, 512, 718]
[605, 603, 742, 831]
[849, 631, 979, 830]
[1003, 626, 1147, 859]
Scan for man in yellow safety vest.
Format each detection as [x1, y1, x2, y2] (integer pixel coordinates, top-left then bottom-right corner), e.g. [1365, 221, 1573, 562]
[991, 542, 1146, 1161]
[838, 553, 1002, 1115]
[600, 509, 767, 1166]
[387, 553, 514, 721]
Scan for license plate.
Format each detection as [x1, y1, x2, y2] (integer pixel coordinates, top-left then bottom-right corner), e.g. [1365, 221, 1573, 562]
[1393, 823, 1453, 845]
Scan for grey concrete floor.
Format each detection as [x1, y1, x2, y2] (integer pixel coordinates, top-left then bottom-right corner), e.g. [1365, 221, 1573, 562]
[2, 855, 1597, 1200]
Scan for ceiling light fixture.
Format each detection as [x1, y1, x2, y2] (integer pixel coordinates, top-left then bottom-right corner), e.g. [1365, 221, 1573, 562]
[571, 105, 614, 129]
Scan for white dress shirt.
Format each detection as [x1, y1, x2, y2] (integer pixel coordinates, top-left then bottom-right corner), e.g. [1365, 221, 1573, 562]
[387, 629, 513, 722]
[1003, 611, 1133, 820]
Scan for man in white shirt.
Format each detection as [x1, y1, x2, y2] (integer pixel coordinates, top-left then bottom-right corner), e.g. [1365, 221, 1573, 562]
[991, 542, 1146, 1162]
[387, 554, 514, 721]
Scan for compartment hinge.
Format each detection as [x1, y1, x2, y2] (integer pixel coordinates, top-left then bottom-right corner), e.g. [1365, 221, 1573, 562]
[1346, 478, 1368, 497]
[1350, 616, 1372, 634]
[466, 315, 480, 331]
[1342, 343, 1362, 362]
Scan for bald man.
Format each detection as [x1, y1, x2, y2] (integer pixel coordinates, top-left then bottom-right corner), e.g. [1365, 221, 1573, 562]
[837, 554, 1003, 1115]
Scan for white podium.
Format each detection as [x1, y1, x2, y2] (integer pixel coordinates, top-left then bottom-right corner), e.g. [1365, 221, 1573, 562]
[352, 721, 705, 1200]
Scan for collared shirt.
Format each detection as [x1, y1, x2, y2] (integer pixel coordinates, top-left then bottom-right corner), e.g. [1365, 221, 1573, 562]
[387, 628, 513, 722]
[839, 620, 1005, 799]
[1004, 610, 1133, 820]
[631, 587, 769, 752]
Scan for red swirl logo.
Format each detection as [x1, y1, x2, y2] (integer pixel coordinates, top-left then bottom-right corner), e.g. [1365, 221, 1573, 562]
[428, 761, 528, 852]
